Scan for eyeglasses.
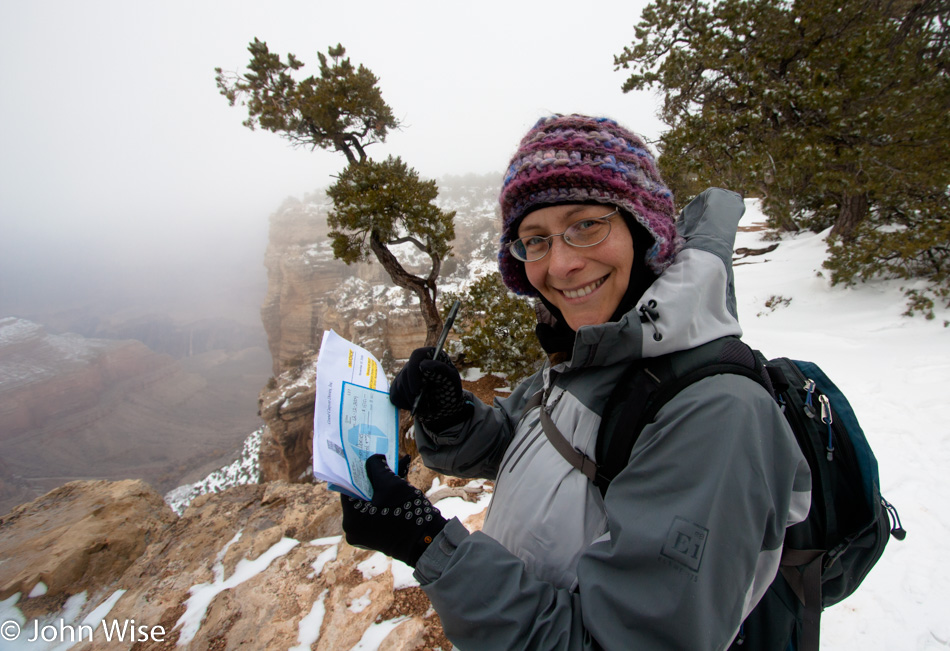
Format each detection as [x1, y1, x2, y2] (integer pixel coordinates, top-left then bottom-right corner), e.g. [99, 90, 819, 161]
[508, 210, 619, 262]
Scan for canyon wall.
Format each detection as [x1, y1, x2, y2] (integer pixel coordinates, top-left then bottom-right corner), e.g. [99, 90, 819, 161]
[0, 318, 176, 435]
[260, 194, 429, 379]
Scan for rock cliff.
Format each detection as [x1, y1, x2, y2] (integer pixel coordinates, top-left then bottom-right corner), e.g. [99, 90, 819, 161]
[260, 194, 429, 379]
[0, 471, 493, 650]
[0, 173, 509, 650]
[257, 350, 319, 483]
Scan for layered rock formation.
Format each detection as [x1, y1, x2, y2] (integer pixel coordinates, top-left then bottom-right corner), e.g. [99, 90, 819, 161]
[0, 318, 176, 435]
[0, 480, 177, 601]
[0, 318, 269, 514]
[0, 472, 492, 650]
[257, 351, 319, 483]
[260, 194, 428, 379]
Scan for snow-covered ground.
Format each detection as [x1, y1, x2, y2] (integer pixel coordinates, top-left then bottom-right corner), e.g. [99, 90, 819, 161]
[733, 200, 949, 649]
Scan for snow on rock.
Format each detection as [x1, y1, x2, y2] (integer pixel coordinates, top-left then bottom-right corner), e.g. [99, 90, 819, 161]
[289, 589, 328, 651]
[309, 539, 341, 578]
[164, 427, 263, 515]
[174, 532, 300, 646]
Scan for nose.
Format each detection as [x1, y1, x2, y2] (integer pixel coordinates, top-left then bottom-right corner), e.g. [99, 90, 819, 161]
[545, 235, 586, 278]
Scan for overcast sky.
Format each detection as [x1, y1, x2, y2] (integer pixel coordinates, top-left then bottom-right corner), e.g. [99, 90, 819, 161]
[0, 0, 662, 321]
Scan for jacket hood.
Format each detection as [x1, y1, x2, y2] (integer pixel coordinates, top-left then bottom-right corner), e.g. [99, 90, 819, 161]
[560, 187, 746, 371]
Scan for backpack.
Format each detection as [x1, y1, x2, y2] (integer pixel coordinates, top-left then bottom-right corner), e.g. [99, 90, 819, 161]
[538, 336, 905, 651]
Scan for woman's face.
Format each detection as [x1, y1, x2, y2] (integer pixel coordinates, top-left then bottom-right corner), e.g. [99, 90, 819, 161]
[518, 204, 634, 330]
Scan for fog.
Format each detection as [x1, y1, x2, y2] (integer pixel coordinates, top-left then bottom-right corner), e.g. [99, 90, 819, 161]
[0, 0, 661, 329]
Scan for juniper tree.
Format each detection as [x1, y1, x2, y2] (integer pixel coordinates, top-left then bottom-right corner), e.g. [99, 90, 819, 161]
[442, 273, 543, 386]
[326, 156, 456, 344]
[616, 0, 950, 315]
[217, 41, 456, 341]
[215, 41, 397, 165]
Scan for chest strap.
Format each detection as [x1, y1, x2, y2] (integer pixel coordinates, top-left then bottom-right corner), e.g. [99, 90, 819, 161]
[526, 391, 598, 482]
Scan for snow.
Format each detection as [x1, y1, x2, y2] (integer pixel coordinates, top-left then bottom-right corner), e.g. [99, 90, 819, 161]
[356, 553, 390, 581]
[308, 537, 341, 578]
[28, 582, 47, 598]
[289, 589, 327, 651]
[391, 559, 419, 590]
[732, 200, 949, 649]
[80, 589, 126, 629]
[349, 616, 411, 650]
[174, 532, 300, 646]
[428, 483, 494, 524]
[0, 591, 91, 651]
[347, 587, 374, 614]
[0, 318, 117, 390]
[163, 427, 262, 515]
[0, 317, 42, 346]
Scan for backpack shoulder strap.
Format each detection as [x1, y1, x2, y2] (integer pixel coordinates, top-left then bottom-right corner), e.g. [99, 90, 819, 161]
[526, 390, 600, 481]
[595, 336, 770, 496]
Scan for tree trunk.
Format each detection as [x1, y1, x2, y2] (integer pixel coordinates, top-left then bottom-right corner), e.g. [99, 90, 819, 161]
[832, 192, 869, 242]
[368, 233, 444, 457]
[772, 206, 801, 233]
[368, 234, 443, 346]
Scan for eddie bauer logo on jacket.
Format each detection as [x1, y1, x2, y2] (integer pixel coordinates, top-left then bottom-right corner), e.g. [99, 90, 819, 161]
[660, 516, 708, 580]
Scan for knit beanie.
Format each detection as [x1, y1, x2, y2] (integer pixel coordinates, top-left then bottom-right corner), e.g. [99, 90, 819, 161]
[498, 114, 682, 297]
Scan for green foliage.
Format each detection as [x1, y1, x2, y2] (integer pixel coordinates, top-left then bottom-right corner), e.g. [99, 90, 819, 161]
[326, 156, 455, 266]
[444, 273, 544, 386]
[822, 189, 950, 318]
[218, 39, 457, 344]
[215, 41, 398, 164]
[617, 0, 950, 313]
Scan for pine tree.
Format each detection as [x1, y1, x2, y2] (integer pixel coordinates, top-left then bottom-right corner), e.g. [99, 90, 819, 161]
[617, 0, 950, 315]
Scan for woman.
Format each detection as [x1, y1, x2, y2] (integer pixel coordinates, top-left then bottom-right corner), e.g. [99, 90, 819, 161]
[341, 114, 811, 650]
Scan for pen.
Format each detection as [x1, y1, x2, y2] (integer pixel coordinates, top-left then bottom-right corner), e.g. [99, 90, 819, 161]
[410, 299, 462, 417]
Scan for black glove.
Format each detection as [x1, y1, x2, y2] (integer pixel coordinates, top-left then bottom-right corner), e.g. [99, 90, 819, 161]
[341, 454, 448, 567]
[389, 347, 471, 429]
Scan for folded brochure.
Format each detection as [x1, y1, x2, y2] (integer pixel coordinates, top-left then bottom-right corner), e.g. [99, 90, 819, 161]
[313, 330, 399, 500]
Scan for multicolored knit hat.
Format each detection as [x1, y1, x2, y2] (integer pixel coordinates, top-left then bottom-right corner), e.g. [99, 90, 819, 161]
[498, 114, 682, 296]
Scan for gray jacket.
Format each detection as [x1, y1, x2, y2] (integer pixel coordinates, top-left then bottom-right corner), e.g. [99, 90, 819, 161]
[413, 188, 812, 651]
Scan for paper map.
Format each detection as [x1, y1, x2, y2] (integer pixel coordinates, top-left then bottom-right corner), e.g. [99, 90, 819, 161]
[313, 330, 399, 499]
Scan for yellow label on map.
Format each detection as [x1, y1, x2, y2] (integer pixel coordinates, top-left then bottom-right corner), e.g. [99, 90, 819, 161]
[367, 359, 378, 389]
[347, 350, 354, 368]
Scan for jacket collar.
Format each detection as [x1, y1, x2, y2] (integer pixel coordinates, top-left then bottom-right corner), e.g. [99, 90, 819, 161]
[551, 188, 747, 372]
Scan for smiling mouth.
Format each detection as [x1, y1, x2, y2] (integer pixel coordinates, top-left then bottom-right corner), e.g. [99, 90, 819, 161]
[561, 276, 607, 299]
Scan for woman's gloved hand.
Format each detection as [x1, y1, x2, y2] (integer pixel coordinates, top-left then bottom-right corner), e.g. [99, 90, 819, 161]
[389, 347, 472, 429]
[341, 454, 447, 567]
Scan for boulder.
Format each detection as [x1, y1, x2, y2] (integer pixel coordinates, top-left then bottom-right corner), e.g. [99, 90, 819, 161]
[0, 479, 176, 602]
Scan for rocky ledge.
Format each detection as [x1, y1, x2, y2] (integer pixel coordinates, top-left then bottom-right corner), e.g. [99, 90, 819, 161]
[0, 471, 493, 650]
